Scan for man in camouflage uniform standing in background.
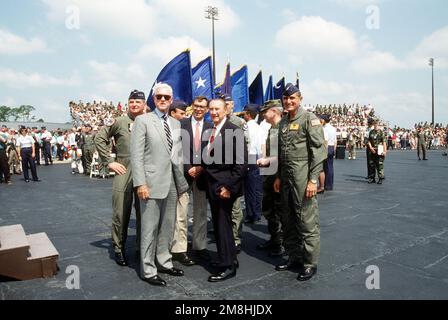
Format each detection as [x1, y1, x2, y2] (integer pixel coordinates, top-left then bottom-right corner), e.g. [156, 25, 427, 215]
[367, 119, 387, 184]
[273, 83, 327, 281]
[83, 124, 96, 176]
[95, 90, 146, 266]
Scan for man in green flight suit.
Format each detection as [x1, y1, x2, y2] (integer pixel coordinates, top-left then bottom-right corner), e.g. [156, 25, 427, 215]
[416, 126, 428, 160]
[83, 125, 96, 175]
[256, 100, 285, 257]
[94, 90, 146, 266]
[273, 83, 327, 281]
[367, 119, 387, 184]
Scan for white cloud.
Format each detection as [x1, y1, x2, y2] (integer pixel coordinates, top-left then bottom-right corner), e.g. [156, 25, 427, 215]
[275, 16, 358, 59]
[41, 0, 157, 40]
[0, 29, 48, 55]
[407, 26, 448, 69]
[351, 50, 406, 74]
[136, 36, 210, 66]
[152, 0, 241, 37]
[0, 68, 81, 88]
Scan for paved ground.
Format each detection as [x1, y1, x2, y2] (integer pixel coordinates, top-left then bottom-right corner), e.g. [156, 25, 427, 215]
[1, 149, 448, 300]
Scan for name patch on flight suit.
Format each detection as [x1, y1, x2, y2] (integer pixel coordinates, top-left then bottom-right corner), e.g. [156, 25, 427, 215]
[311, 119, 321, 127]
[289, 123, 300, 131]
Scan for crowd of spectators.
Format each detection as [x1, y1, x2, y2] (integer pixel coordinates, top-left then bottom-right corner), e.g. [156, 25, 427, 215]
[70, 100, 126, 128]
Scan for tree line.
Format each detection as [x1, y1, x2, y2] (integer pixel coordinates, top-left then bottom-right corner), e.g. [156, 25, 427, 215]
[0, 105, 44, 122]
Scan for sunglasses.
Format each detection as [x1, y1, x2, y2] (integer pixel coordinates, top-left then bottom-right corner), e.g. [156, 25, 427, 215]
[155, 94, 172, 101]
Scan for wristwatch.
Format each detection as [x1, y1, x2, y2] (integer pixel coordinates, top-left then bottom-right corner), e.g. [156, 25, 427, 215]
[310, 179, 317, 184]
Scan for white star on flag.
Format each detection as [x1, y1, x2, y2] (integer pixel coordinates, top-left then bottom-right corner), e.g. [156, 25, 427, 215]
[195, 77, 206, 89]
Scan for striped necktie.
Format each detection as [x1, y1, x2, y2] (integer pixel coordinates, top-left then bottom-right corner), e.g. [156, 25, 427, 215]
[162, 114, 173, 152]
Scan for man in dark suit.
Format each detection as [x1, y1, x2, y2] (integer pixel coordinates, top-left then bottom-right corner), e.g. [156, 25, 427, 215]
[203, 98, 248, 282]
[172, 96, 214, 265]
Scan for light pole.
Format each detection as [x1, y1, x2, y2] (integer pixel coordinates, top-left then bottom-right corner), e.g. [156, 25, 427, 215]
[429, 58, 434, 125]
[205, 6, 219, 83]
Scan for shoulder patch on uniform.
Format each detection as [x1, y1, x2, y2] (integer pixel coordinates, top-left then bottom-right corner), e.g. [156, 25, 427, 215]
[104, 118, 115, 126]
[311, 119, 321, 126]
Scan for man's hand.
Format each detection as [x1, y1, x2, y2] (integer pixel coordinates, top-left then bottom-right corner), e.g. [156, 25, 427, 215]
[137, 185, 150, 201]
[257, 158, 270, 168]
[370, 148, 376, 154]
[218, 186, 231, 200]
[188, 166, 203, 179]
[273, 177, 281, 193]
[306, 180, 318, 198]
[108, 162, 127, 175]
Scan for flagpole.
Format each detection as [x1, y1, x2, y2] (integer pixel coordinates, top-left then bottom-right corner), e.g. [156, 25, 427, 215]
[205, 6, 219, 84]
[429, 58, 434, 125]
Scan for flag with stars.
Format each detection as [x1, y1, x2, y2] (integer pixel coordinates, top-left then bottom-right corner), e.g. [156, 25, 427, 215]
[230, 65, 249, 113]
[273, 77, 285, 100]
[192, 56, 214, 100]
[147, 49, 193, 110]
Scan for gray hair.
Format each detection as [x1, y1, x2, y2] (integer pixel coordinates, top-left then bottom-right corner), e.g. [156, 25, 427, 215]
[152, 83, 173, 96]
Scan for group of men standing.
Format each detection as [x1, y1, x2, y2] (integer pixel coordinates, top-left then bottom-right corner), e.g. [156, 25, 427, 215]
[98, 82, 327, 286]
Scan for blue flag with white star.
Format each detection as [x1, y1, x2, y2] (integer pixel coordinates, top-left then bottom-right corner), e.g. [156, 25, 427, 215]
[148, 50, 193, 109]
[273, 77, 285, 100]
[249, 70, 264, 105]
[264, 75, 274, 101]
[231, 65, 249, 113]
[192, 56, 214, 100]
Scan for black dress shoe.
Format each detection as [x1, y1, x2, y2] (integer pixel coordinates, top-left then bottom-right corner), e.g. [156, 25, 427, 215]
[194, 249, 211, 261]
[367, 178, 376, 184]
[158, 267, 184, 277]
[114, 252, 128, 266]
[32, 179, 41, 182]
[25, 179, 30, 183]
[275, 261, 303, 271]
[297, 267, 317, 281]
[172, 252, 195, 266]
[208, 266, 236, 282]
[143, 275, 166, 286]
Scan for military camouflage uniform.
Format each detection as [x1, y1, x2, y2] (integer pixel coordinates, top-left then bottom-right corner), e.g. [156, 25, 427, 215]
[278, 107, 327, 268]
[368, 129, 385, 180]
[95, 114, 141, 255]
[83, 132, 96, 175]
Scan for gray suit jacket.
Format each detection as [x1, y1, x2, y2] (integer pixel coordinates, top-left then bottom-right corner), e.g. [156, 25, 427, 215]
[131, 112, 189, 199]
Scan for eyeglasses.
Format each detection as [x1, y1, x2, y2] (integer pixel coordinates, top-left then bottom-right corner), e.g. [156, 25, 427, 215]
[155, 94, 172, 101]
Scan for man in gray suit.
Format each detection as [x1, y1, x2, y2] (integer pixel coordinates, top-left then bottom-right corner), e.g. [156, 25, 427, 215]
[131, 83, 189, 286]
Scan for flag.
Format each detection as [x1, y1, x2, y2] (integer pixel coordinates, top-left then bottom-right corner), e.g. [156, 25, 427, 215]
[296, 72, 300, 90]
[192, 56, 214, 100]
[148, 50, 193, 109]
[273, 77, 285, 100]
[249, 70, 264, 105]
[214, 62, 231, 97]
[230, 65, 249, 113]
[264, 75, 274, 102]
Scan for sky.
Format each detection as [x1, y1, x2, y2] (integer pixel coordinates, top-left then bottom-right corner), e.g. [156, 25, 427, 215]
[0, 0, 447, 127]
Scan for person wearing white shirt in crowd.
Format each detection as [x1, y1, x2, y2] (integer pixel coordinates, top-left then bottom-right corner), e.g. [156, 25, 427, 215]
[56, 132, 65, 161]
[40, 127, 53, 165]
[0, 125, 12, 184]
[242, 103, 264, 223]
[320, 114, 337, 192]
[16, 126, 40, 183]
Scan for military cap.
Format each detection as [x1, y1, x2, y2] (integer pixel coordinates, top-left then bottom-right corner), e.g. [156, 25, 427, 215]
[243, 103, 260, 113]
[169, 100, 188, 111]
[283, 83, 301, 96]
[260, 99, 282, 113]
[320, 114, 331, 123]
[41, 126, 46, 130]
[128, 89, 145, 101]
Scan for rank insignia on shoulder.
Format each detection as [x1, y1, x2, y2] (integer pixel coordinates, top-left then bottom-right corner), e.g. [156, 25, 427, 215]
[128, 123, 133, 132]
[289, 123, 299, 131]
[311, 119, 321, 126]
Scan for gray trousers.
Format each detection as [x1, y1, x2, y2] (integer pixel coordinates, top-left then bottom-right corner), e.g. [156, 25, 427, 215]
[140, 177, 178, 279]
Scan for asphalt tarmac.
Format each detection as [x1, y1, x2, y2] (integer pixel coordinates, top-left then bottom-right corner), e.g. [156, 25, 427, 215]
[1, 149, 448, 300]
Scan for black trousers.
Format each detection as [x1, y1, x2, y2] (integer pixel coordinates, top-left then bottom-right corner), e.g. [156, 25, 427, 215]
[34, 142, 41, 164]
[21, 148, 38, 181]
[209, 196, 237, 269]
[43, 141, 52, 164]
[0, 149, 11, 182]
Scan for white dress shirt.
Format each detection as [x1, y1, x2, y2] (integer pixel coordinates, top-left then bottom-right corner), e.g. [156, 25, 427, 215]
[17, 135, 35, 148]
[323, 123, 337, 147]
[246, 119, 263, 156]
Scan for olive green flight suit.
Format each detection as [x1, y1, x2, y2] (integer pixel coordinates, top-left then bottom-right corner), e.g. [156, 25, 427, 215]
[278, 107, 327, 268]
[95, 114, 141, 254]
[84, 133, 96, 175]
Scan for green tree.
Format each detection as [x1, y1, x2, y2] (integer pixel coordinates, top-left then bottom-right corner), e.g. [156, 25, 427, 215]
[0, 106, 12, 121]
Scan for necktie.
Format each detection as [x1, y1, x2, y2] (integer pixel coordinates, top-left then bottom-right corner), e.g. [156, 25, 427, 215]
[208, 126, 217, 154]
[162, 114, 173, 152]
[194, 121, 201, 152]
